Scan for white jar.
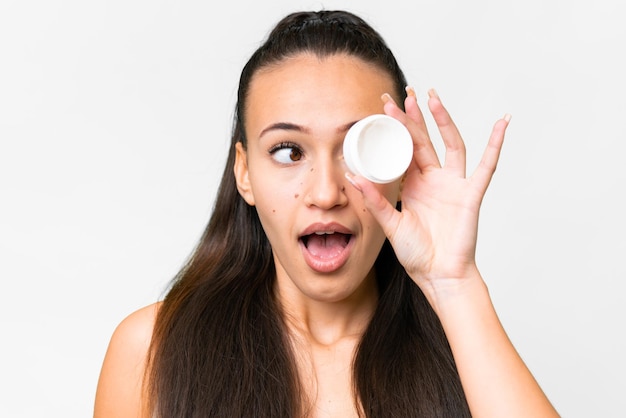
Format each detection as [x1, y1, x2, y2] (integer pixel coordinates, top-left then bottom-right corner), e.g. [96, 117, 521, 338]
[343, 114, 413, 183]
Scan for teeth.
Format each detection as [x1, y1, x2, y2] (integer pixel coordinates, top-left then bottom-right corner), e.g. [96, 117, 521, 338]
[315, 231, 334, 235]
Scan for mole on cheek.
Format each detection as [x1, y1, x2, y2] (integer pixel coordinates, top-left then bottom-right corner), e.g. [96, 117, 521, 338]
[294, 194, 299, 198]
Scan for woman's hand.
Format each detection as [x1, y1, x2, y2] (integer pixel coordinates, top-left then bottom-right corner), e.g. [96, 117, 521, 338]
[347, 87, 510, 297]
[347, 92, 562, 417]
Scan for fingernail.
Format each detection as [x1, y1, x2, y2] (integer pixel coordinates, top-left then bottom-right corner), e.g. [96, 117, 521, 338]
[381, 93, 395, 105]
[504, 113, 512, 123]
[428, 88, 440, 100]
[405, 86, 416, 98]
[345, 172, 362, 192]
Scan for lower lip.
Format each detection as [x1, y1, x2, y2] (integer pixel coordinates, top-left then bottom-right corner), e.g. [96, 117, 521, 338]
[299, 236, 354, 273]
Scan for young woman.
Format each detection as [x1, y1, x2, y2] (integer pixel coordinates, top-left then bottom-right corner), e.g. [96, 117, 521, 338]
[94, 10, 559, 417]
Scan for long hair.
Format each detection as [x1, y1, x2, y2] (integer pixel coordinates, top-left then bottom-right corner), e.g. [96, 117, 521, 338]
[147, 10, 470, 417]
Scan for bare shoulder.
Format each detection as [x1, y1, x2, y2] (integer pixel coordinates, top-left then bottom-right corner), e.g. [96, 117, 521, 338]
[111, 302, 161, 349]
[94, 302, 162, 418]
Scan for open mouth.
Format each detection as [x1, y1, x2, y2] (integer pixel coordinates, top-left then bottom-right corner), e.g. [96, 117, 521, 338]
[300, 232, 352, 259]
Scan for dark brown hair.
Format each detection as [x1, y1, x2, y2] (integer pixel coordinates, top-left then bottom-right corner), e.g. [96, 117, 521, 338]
[147, 10, 470, 417]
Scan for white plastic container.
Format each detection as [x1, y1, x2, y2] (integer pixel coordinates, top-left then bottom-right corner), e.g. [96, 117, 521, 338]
[343, 114, 413, 183]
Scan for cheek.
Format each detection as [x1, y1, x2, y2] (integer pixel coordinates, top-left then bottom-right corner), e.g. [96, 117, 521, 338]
[251, 179, 305, 252]
[250, 174, 304, 217]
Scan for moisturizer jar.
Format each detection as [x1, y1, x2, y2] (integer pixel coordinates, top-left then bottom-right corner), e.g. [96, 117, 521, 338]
[343, 114, 413, 183]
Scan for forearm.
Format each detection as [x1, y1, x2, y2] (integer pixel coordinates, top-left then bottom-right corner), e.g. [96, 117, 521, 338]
[423, 271, 559, 418]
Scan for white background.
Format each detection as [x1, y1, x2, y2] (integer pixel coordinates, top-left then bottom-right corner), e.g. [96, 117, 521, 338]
[1, 0, 624, 416]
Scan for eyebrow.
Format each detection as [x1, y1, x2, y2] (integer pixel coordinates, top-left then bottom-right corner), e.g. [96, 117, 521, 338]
[258, 120, 360, 138]
[259, 122, 308, 138]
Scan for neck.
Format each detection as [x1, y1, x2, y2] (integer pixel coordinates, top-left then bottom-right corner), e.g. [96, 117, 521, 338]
[275, 269, 379, 347]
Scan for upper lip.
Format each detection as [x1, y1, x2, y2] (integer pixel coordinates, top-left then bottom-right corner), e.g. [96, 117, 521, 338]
[299, 222, 354, 238]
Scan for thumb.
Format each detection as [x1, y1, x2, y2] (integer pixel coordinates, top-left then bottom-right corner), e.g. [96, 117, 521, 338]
[345, 173, 402, 240]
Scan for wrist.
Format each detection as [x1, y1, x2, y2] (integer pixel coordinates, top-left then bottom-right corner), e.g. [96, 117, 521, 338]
[414, 265, 489, 317]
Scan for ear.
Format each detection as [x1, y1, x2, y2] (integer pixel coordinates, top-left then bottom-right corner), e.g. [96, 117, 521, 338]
[234, 142, 255, 206]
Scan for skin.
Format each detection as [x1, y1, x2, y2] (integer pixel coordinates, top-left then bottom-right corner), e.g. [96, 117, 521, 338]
[94, 52, 560, 417]
[234, 53, 402, 416]
[94, 303, 156, 418]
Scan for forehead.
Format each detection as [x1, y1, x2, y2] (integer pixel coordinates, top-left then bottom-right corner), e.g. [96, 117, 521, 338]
[245, 53, 397, 136]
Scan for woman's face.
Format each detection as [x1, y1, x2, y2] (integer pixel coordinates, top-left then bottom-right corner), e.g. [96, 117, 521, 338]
[235, 53, 402, 306]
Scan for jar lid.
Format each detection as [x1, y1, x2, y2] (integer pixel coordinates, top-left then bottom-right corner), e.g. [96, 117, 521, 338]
[343, 114, 413, 183]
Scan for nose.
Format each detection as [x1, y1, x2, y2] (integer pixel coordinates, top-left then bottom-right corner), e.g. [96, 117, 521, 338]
[303, 157, 349, 210]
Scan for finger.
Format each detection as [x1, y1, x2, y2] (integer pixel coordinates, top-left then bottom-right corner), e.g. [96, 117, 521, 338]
[403, 86, 429, 132]
[470, 114, 510, 194]
[345, 173, 402, 241]
[427, 89, 466, 176]
[382, 90, 441, 171]
[404, 87, 443, 171]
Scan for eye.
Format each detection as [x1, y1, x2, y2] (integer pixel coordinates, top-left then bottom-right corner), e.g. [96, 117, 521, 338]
[269, 142, 304, 164]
